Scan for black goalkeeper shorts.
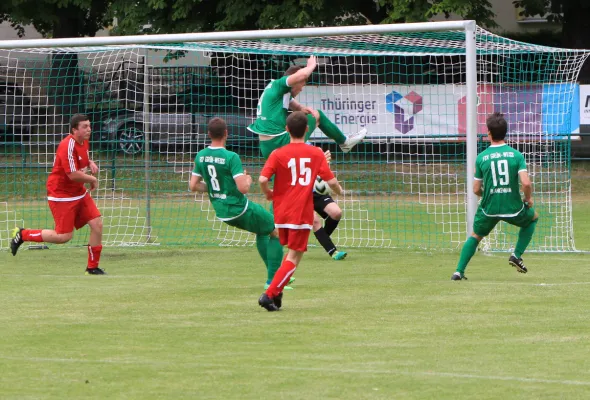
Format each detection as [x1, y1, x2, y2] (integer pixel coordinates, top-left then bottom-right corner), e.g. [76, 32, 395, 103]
[313, 192, 335, 219]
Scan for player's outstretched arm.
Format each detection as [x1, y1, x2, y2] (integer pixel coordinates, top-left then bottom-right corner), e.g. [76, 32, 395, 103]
[285, 55, 317, 88]
[326, 178, 343, 196]
[519, 170, 533, 206]
[189, 174, 207, 193]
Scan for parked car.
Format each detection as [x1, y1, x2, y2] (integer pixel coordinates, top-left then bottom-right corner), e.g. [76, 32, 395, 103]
[98, 109, 256, 155]
[0, 80, 32, 142]
[96, 84, 258, 155]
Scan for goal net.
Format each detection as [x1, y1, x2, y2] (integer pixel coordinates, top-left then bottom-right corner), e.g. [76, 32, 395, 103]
[0, 23, 587, 251]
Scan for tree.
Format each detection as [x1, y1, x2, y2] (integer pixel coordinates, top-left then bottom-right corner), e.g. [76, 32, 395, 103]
[513, 0, 590, 49]
[0, 1, 114, 117]
[514, 0, 590, 77]
[0, 0, 112, 39]
[109, 0, 497, 35]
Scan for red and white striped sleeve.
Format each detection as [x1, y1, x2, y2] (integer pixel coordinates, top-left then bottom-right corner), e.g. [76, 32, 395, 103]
[64, 137, 78, 173]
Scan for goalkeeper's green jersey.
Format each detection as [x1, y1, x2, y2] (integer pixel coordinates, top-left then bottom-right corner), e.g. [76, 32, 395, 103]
[192, 147, 248, 220]
[475, 143, 528, 217]
[247, 76, 291, 136]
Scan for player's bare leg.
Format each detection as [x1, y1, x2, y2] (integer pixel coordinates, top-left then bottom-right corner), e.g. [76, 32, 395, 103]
[313, 202, 347, 260]
[85, 216, 105, 275]
[39, 230, 74, 244]
[10, 227, 73, 255]
[262, 229, 292, 290]
[323, 202, 347, 260]
[259, 249, 304, 311]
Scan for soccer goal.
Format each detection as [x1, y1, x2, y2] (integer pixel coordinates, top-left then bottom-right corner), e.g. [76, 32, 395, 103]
[0, 21, 587, 251]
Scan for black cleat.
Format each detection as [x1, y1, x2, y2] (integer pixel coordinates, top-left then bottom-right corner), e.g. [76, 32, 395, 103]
[10, 227, 24, 256]
[258, 293, 279, 312]
[85, 267, 106, 275]
[451, 272, 467, 281]
[509, 255, 528, 273]
[273, 292, 283, 309]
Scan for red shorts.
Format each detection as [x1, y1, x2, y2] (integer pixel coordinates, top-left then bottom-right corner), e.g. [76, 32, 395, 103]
[48, 193, 101, 234]
[278, 228, 311, 252]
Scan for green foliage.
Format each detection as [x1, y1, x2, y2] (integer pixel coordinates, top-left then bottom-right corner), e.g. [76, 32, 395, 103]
[513, 0, 563, 23]
[501, 28, 563, 48]
[379, 0, 496, 28]
[108, 0, 218, 35]
[512, 0, 590, 52]
[110, 0, 499, 35]
[0, 0, 113, 38]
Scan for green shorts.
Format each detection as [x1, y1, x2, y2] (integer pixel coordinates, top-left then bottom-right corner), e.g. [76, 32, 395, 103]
[259, 114, 317, 159]
[473, 205, 537, 238]
[224, 201, 275, 236]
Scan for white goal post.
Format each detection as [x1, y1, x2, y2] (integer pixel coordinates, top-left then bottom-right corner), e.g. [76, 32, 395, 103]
[0, 21, 586, 251]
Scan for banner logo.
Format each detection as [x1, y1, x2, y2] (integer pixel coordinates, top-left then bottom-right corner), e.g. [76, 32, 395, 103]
[386, 91, 423, 134]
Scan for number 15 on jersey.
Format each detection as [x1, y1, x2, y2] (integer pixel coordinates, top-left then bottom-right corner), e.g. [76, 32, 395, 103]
[287, 158, 311, 186]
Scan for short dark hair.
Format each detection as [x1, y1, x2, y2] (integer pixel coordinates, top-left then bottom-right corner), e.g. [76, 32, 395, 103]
[70, 114, 90, 132]
[286, 111, 308, 139]
[207, 117, 227, 140]
[486, 112, 508, 141]
[284, 65, 302, 76]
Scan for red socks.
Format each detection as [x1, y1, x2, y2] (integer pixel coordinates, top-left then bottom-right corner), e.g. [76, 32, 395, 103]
[87, 245, 103, 268]
[22, 229, 43, 242]
[265, 260, 297, 298]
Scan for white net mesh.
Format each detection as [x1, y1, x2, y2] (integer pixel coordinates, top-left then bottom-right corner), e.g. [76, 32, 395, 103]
[1, 26, 588, 251]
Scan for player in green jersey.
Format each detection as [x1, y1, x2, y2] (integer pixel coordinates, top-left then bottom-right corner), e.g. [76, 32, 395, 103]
[452, 112, 539, 280]
[248, 55, 367, 159]
[190, 118, 284, 288]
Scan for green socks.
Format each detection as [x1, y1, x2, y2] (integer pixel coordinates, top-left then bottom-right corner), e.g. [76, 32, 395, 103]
[266, 236, 284, 284]
[456, 236, 479, 275]
[318, 110, 346, 145]
[256, 235, 284, 284]
[256, 235, 270, 270]
[514, 218, 538, 259]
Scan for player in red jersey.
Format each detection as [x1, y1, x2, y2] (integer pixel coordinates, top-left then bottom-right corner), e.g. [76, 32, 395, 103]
[10, 114, 106, 275]
[258, 111, 343, 311]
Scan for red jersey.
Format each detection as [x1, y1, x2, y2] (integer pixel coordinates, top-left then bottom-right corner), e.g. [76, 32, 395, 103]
[46, 135, 90, 201]
[261, 143, 334, 229]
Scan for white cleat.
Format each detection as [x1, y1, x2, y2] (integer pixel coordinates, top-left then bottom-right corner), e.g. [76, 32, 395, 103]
[339, 128, 367, 153]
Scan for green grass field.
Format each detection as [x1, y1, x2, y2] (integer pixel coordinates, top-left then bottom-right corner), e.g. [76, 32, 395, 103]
[1, 158, 590, 398]
[1, 210, 590, 399]
[2, 248, 590, 399]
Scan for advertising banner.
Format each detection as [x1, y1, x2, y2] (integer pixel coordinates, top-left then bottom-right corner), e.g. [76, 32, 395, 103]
[579, 84, 590, 133]
[300, 83, 580, 140]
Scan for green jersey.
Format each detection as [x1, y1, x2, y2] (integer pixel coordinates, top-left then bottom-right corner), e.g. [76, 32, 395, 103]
[193, 146, 248, 220]
[247, 76, 292, 136]
[475, 143, 528, 217]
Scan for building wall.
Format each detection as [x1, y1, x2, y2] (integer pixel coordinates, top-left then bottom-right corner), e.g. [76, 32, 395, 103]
[0, 22, 111, 40]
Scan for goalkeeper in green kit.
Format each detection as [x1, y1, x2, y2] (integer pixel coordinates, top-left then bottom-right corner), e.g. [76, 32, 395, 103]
[452, 112, 539, 280]
[248, 55, 367, 159]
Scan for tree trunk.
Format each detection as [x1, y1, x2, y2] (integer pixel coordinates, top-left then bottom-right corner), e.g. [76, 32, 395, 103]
[49, 11, 84, 119]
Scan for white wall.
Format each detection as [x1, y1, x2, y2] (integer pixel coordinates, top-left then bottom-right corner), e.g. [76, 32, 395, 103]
[0, 22, 111, 40]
